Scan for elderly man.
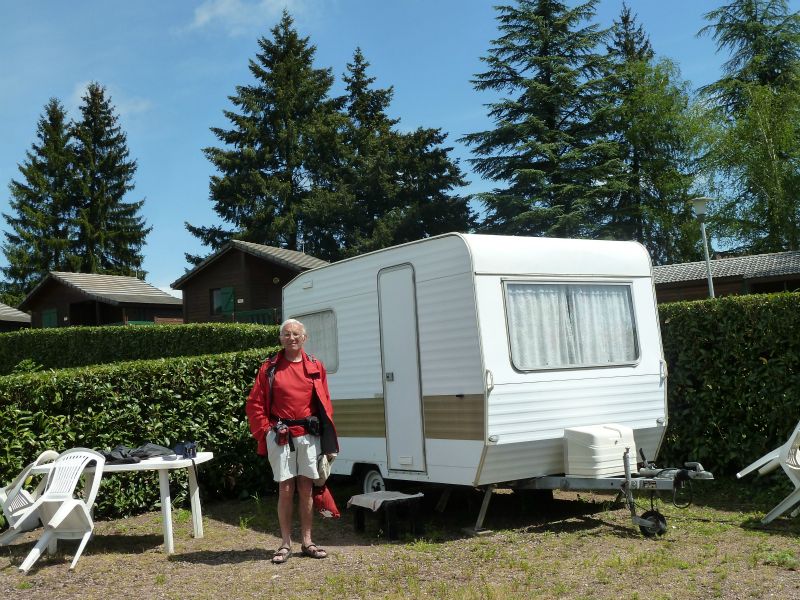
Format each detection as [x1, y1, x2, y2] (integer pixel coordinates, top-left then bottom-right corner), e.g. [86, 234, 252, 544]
[246, 318, 338, 564]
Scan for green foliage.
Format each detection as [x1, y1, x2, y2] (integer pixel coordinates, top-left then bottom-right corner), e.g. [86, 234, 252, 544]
[700, 0, 800, 253]
[0, 346, 280, 518]
[187, 19, 473, 264]
[462, 0, 617, 238]
[704, 82, 800, 253]
[318, 48, 473, 260]
[2, 84, 150, 291]
[602, 6, 705, 265]
[2, 98, 75, 295]
[186, 11, 345, 262]
[0, 322, 279, 375]
[71, 82, 150, 275]
[700, 0, 800, 115]
[658, 293, 800, 474]
[11, 358, 43, 374]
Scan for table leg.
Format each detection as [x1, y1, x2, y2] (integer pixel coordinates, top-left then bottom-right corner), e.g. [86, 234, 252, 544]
[158, 470, 174, 554]
[187, 463, 204, 539]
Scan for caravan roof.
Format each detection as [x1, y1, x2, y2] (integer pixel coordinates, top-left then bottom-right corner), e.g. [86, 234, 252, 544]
[293, 233, 653, 280]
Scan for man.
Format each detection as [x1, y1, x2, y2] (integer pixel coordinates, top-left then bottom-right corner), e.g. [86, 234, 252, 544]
[246, 318, 337, 564]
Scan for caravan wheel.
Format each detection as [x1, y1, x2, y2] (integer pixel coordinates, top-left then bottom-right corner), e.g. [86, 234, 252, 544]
[360, 468, 386, 494]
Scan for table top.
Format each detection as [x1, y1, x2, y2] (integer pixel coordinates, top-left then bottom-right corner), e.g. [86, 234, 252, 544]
[103, 451, 214, 473]
[31, 451, 214, 474]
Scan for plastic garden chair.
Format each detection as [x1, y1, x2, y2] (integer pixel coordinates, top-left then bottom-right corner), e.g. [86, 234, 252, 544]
[2, 448, 105, 573]
[0, 450, 60, 534]
[737, 420, 800, 524]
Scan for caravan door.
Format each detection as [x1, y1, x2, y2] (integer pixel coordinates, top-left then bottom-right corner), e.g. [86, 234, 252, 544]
[378, 265, 426, 472]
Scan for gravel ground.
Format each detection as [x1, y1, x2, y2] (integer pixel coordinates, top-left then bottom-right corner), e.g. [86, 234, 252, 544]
[2, 481, 799, 599]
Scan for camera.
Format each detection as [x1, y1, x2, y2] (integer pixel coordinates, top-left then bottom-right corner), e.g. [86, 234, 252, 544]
[174, 441, 197, 458]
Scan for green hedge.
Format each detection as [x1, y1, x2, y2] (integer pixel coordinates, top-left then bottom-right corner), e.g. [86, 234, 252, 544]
[0, 323, 280, 375]
[0, 346, 280, 519]
[3, 293, 797, 522]
[658, 293, 800, 476]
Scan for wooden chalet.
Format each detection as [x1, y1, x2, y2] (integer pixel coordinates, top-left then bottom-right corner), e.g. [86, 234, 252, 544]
[0, 302, 31, 332]
[19, 272, 183, 328]
[653, 251, 800, 303]
[170, 240, 328, 324]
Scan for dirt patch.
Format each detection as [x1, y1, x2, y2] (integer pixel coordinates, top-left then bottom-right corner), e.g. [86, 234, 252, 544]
[2, 481, 799, 599]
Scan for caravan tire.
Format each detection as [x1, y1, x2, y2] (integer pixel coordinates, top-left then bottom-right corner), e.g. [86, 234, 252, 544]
[360, 468, 386, 494]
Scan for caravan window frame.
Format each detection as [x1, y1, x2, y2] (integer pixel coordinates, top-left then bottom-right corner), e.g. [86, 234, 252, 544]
[289, 308, 339, 373]
[502, 279, 641, 373]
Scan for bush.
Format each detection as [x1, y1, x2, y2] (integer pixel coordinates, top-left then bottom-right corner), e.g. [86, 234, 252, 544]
[0, 323, 280, 375]
[0, 345, 280, 518]
[658, 293, 800, 475]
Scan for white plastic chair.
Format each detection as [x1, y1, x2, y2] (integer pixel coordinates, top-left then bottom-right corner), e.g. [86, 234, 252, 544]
[737, 420, 800, 524]
[2, 448, 105, 573]
[0, 450, 60, 534]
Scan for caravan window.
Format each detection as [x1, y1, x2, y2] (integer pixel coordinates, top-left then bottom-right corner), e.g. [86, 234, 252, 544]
[505, 282, 638, 370]
[292, 310, 338, 372]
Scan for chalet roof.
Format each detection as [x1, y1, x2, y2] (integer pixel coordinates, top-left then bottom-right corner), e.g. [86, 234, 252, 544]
[654, 251, 800, 285]
[0, 302, 30, 323]
[171, 240, 328, 289]
[20, 272, 182, 311]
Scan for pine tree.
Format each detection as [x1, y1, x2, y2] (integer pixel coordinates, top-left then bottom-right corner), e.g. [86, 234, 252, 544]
[2, 98, 75, 295]
[700, 0, 800, 115]
[700, 0, 800, 252]
[602, 4, 703, 264]
[186, 11, 345, 262]
[462, 0, 617, 238]
[71, 82, 149, 274]
[317, 49, 472, 258]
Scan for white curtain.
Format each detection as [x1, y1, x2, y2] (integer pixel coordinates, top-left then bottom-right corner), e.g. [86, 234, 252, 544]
[506, 283, 637, 370]
[295, 310, 338, 371]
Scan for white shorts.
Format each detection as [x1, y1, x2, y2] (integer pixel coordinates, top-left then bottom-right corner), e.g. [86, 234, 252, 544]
[266, 430, 321, 482]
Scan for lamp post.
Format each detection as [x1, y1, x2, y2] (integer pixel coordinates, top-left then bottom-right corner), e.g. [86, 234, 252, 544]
[691, 196, 715, 299]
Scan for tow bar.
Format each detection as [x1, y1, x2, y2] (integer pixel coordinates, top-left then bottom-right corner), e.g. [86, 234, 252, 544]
[503, 448, 714, 537]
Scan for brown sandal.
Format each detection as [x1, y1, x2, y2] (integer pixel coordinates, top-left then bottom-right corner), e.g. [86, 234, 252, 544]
[271, 545, 291, 564]
[301, 543, 327, 559]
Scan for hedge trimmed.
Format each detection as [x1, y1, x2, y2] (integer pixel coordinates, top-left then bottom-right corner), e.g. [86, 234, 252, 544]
[0, 346, 280, 519]
[0, 323, 280, 375]
[3, 292, 797, 522]
[658, 293, 800, 476]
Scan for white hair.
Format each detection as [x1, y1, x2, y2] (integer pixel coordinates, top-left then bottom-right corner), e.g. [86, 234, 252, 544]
[280, 318, 306, 335]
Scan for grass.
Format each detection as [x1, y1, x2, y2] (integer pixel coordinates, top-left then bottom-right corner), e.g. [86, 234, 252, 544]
[1, 478, 800, 599]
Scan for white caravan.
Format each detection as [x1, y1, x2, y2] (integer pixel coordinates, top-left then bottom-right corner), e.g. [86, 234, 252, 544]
[283, 233, 668, 495]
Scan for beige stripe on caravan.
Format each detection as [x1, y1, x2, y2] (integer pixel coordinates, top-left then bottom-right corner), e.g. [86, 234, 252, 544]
[424, 394, 485, 441]
[333, 394, 485, 440]
[333, 398, 386, 438]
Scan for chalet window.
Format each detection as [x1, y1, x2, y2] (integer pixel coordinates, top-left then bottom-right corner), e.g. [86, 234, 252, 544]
[505, 282, 639, 370]
[41, 308, 58, 328]
[292, 310, 338, 372]
[211, 287, 234, 315]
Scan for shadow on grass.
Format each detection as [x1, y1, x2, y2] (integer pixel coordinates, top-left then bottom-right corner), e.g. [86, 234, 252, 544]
[200, 478, 760, 548]
[171, 547, 273, 565]
[1, 532, 164, 571]
[519, 514, 642, 539]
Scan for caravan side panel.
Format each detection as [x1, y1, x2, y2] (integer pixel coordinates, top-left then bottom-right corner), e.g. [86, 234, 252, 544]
[472, 258, 666, 484]
[283, 234, 486, 486]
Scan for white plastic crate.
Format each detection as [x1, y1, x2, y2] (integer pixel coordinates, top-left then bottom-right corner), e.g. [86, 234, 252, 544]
[564, 424, 636, 477]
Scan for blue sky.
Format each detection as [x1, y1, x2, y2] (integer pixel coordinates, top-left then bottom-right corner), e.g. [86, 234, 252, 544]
[1, 1, 789, 295]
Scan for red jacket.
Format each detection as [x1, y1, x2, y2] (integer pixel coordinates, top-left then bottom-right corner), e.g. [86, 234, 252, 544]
[245, 350, 338, 456]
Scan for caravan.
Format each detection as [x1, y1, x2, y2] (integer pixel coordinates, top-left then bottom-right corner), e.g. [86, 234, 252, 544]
[283, 233, 671, 493]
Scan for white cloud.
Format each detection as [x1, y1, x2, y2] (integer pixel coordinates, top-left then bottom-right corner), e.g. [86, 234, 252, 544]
[67, 80, 92, 115]
[67, 81, 152, 119]
[187, 0, 307, 36]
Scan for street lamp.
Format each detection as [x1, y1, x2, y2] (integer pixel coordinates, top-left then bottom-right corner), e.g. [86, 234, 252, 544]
[691, 196, 715, 299]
